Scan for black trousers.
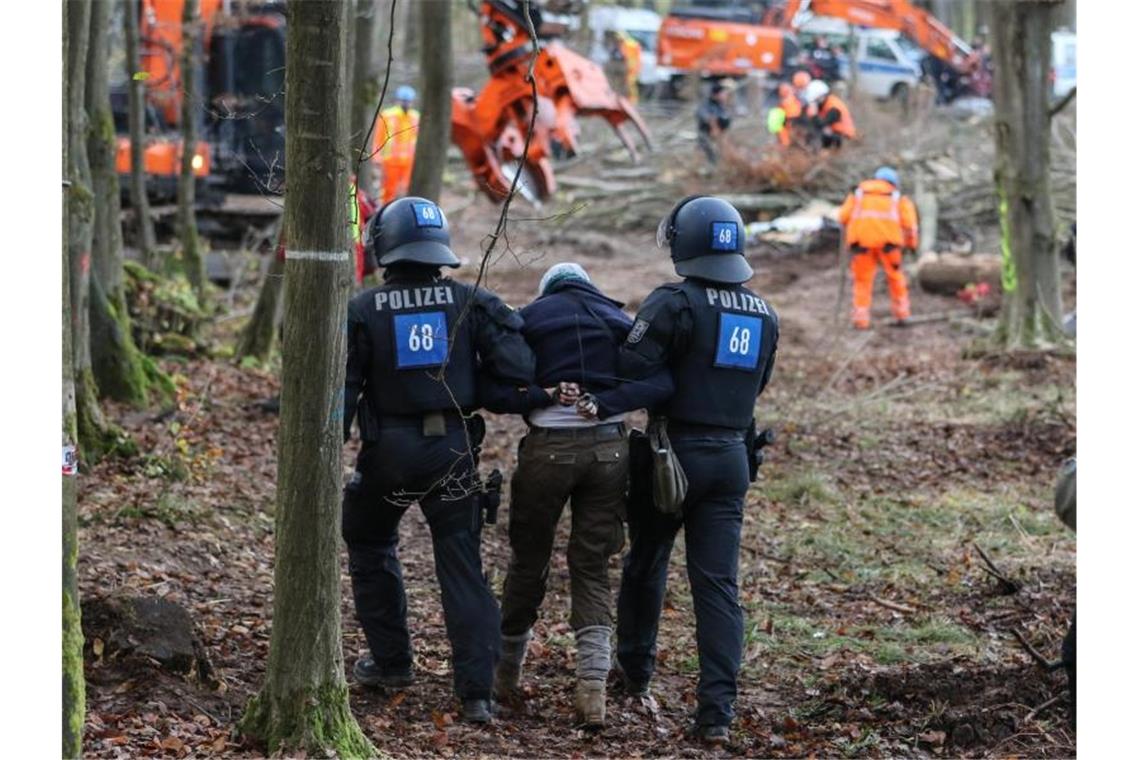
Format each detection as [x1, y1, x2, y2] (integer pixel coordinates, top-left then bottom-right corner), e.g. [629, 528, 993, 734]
[616, 431, 749, 727]
[341, 419, 500, 701]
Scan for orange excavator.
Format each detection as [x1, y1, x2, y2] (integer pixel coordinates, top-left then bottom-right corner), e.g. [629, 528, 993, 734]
[658, 0, 976, 92]
[450, 0, 652, 203]
[766, 0, 975, 74]
[113, 0, 287, 203]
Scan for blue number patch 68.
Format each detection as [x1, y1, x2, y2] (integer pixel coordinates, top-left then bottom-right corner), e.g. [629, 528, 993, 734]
[394, 311, 448, 368]
[714, 313, 762, 370]
[710, 221, 738, 251]
[411, 201, 443, 228]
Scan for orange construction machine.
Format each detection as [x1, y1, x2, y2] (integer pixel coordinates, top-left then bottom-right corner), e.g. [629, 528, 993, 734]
[112, 0, 287, 203]
[658, 0, 976, 95]
[658, 1, 800, 80]
[450, 0, 652, 203]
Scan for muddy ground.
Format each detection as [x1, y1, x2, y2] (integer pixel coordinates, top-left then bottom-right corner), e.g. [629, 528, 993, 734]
[78, 185, 1076, 758]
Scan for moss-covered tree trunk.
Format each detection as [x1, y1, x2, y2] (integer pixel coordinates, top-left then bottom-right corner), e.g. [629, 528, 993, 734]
[88, 0, 157, 406]
[407, 0, 451, 201]
[62, 5, 86, 756]
[991, 0, 1065, 349]
[124, 0, 159, 270]
[68, 0, 118, 462]
[351, 0, 380, 200]
[177, 0, 205, 297]
[238, 2, 372, 755]
[236, 231, 285, 362]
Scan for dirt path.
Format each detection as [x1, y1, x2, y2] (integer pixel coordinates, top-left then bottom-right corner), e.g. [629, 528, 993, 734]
[78, 221, 1075, 758]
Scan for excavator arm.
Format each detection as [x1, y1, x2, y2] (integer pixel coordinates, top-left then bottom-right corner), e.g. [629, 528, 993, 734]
[773, 0, 974, 72]
[450, 0, 652, 203]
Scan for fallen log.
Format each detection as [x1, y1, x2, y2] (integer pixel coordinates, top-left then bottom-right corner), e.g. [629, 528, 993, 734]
[916, 252, 1003, 296]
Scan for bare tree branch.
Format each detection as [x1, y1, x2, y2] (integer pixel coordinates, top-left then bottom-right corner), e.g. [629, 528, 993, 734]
[1049, 87, 1075, 119]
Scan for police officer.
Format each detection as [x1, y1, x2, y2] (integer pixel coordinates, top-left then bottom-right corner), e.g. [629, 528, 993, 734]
[342, 196, 536, 723]
[615, 196, 779, 744]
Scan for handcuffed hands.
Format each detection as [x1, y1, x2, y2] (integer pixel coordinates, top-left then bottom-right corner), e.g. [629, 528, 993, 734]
[546, 381, 581, 406]
[576, 393, 599, 420]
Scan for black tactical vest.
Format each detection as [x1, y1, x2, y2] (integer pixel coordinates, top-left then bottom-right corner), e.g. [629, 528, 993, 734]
[360, 278, 478, 415]
[665, 279, 776, 429]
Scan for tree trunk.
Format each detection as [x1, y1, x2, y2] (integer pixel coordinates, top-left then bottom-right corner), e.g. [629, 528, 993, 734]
[236, 234, 286, 362]
[69, 0, 117, 461]
[991, 0, 1065, 349]
[408, 0, 452, 201]
[62, 5, 86, 757]
[178, 0, 205, 297]
[351, 0, 380, 201]
[124, 0, 158, 269]
[402, 0, 418, 62]
[88, 0, 155, 407]
[238, 2, 372, 755]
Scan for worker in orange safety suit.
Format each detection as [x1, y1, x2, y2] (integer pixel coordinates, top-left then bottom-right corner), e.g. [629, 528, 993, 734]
[619, 32, 643, 103]
[375, 85, 420, 203]
[804, 80, 855, 150]
[775, 82, 804, 147]
[836, 166, 918, 329]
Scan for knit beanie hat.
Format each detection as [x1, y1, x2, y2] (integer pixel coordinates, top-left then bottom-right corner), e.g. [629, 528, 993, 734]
[538, 262, 591, 296]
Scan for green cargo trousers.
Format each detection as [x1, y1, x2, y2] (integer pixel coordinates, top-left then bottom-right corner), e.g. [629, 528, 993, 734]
[500, 424, 629, 635]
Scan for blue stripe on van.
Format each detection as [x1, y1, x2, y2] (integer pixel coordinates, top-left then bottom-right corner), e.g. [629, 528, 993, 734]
[857, 60, 918, 75]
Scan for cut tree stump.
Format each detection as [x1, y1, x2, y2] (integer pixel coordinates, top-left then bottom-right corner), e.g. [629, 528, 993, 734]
[82, 595, 216, 684]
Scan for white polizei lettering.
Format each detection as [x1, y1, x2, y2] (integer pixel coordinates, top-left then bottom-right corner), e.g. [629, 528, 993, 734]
[285, 249, 350, 262]
[446, 287, 455, 304]
[413, 288, 424, 307]
[719, 290, 732, 309]
[437, 286, 450, 305]
[390, 291, 403, 310]
[375, 292, 389, 310]
[422, 288, 436, 307]
[706, 288, 720, 307]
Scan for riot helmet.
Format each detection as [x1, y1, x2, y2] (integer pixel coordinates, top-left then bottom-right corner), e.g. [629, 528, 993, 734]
[656, 195, 753, 284]
[368, 196, 460, 268]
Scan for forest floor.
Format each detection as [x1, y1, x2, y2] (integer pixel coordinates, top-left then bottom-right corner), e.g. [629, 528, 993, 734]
[78, 194, 1076, 758]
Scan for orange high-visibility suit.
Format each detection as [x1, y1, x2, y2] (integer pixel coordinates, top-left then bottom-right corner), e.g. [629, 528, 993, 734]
[620, 33, 642, 103]
[777, 83, 804, 147]
[837, 178, 918, 328]
[375, 105, 420, 203]
[817, 92, 856, 149]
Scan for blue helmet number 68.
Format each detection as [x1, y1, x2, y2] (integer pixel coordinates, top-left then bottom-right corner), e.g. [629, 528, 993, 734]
[711, 221, 738, 251]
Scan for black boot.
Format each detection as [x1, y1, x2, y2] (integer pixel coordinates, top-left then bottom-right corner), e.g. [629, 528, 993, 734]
[461, 698, 494, 724]
[352, 657, 414, 689]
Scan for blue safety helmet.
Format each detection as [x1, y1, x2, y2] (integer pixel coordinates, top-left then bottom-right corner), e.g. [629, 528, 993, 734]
[395, 85, 416, 103]
[874, 166, 900, 187]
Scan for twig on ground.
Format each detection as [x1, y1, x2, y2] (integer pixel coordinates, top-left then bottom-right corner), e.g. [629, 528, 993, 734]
[868, 594, 917, 614]
[1011, 629, 1062, 672]
[973, 543, 1022, 593]
[1023, 693, 1065, 726]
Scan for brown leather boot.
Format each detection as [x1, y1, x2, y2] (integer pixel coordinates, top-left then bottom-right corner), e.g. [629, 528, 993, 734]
[575, 679, 606, 728]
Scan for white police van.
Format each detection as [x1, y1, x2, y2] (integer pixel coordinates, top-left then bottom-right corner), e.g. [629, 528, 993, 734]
[799, 18, 924, 102]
